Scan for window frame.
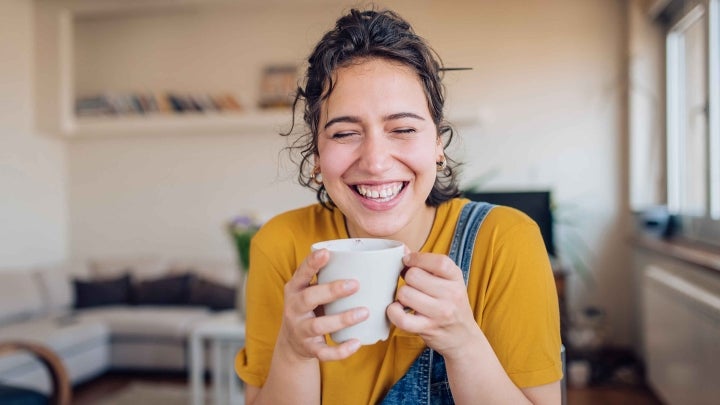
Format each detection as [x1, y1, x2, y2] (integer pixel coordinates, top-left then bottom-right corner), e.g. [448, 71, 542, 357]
[665, 0, 720, 247]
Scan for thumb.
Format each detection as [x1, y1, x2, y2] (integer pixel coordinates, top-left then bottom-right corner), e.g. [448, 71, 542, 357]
[288, 248, 329, 292]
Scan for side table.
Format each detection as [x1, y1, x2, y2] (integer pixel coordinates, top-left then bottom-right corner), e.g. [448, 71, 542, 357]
[189, 312, 246, 405]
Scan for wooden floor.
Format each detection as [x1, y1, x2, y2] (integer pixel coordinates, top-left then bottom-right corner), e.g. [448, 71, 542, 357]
[72, 372, 665, 405]
[72, 372, 188, 405]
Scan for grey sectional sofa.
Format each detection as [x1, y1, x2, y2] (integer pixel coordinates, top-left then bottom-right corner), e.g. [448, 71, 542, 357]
[0, 257, 241, 395]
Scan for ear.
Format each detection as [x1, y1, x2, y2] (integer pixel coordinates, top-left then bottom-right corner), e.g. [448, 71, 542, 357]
[435, 137, 444, 160]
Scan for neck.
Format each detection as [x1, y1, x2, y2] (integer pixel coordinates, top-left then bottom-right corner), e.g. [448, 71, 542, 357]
[346, 205, 437, 252]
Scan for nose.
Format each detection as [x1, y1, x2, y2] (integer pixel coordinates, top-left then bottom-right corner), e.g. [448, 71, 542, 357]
[357, 130, 393, 174]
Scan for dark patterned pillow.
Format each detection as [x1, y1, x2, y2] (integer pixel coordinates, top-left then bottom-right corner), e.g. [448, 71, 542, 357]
[188, 277, 236, 311]
[131, 273, 194, 305]
[73, 274, 131, 308]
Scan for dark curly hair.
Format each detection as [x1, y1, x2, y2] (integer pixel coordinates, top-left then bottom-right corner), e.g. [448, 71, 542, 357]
[283, 8, 461, 208]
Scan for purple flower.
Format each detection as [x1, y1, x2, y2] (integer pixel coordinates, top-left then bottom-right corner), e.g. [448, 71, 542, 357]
[227, 214, 262, 272]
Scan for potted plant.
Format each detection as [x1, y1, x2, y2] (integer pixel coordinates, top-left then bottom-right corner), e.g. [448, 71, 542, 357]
[227, 214, 262, 320]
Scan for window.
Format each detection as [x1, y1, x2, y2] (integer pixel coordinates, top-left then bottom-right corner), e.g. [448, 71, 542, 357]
[665, 0, 720, 245]
[667, 4, 708, 216]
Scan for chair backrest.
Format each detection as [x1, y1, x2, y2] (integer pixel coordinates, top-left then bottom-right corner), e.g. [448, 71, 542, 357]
[0, 341, 72, 405]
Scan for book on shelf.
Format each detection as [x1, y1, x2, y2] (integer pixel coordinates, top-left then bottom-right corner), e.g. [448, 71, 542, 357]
[75, 95, 114, 117]
[75, 91, 245, 117]
[154, 91, 172, 113]
[258, 65, 297, 109]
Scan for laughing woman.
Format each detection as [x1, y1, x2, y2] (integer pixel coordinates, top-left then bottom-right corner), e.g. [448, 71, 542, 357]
[235, 8, 562, 405]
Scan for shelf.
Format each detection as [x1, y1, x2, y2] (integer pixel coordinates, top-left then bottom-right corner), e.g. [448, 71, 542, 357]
[63, 110, 294, 138]
[633, 233, 720, 274]
[36, 3, 481, 139]
[64, 109, 481, 138]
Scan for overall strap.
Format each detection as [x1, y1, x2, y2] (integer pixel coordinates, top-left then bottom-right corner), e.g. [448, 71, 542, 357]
[381, 201, 495, 405]
[448, 201, 496, 283]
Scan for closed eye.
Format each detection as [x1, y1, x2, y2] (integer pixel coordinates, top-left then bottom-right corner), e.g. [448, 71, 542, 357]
[331, 131, 357, 139]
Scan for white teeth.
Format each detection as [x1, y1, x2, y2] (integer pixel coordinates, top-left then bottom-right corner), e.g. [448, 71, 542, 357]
[356, 183, 403, 201]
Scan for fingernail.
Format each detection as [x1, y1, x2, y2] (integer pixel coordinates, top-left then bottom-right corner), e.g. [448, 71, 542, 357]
[347, 340, 361, 352]
[343, 280, 356, 291]
[355, 307, 369, 320]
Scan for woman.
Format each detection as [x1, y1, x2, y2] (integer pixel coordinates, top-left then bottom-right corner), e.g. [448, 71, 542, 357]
[235, 8, 562, 404]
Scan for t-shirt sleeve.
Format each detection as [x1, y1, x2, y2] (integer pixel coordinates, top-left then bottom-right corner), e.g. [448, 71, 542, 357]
[478, 217, 563, 388]
[234, 229, 290, 387]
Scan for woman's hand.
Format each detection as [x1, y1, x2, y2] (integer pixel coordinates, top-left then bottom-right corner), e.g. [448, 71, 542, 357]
[386, 252, 482, 359]
[276, 249, 369, 362]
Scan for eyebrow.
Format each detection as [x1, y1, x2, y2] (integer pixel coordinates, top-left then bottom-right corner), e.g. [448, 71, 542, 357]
[323, 112, 425, 130]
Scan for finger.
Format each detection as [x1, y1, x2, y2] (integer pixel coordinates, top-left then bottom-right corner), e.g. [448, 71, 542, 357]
[387, 301, 431, 333]
[395, 284, 440, 317]
[300, 307, 369, 339]
[402, 266, 455, 298]
[403, 252, 462, 281]
[314, 339, 362, 361]
[287, 249, 329, 292]
[285, 280, 360, 316]
[293, 279, 359, 314]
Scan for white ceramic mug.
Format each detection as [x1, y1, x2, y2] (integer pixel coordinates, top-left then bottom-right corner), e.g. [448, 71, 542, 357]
[312, 238, 405, 345]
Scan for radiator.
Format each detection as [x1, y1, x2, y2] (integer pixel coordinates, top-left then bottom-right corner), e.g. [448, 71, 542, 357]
[643, 265, 720, 405]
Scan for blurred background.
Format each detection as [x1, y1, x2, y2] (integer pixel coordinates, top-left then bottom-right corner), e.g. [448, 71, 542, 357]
[2, 0, 718, 404]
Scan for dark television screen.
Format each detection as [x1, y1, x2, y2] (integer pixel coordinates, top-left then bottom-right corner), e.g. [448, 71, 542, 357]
[463, 190, 555, 257]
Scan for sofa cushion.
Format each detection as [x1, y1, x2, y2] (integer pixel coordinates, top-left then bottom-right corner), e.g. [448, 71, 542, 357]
[0, 271, 44, 326]
[90, 256, 169, 281]
[33, 265, 74, 314]
[73, 275, 131, 308]
[0, 315, 109, 375]
[188, 277, 236, 311]
[132, 273, 193, 306]
[73, 307, 211, 341]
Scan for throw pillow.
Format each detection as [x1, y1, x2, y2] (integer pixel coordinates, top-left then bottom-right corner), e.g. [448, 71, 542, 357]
[132, 273, 194, 306]
[188, 277, 236, 311]
[73, 274, 132, 308]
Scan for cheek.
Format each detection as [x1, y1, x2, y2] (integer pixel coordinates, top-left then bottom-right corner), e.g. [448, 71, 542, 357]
[317, 143, 352, 178]
[402, 144, 440, 174]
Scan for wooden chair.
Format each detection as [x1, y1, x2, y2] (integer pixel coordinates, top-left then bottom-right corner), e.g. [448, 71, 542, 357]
[0, 341, 72, 405]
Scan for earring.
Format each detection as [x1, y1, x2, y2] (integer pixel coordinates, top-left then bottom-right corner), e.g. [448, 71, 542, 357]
[436, 155, 447, 172]
[311, 166, 323, 185]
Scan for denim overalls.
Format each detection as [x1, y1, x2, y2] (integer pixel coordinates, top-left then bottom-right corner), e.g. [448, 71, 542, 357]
[381, 201, 495, 405]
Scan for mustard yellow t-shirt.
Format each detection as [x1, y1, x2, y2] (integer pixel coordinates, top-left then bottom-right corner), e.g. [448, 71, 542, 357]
[235, 198, 562, 404]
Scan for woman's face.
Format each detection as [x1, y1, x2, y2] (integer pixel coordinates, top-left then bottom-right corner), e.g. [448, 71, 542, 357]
[317, 58, 443, 243]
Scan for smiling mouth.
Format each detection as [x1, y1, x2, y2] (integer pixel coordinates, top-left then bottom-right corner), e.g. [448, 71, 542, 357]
[353, 182, 406, 202]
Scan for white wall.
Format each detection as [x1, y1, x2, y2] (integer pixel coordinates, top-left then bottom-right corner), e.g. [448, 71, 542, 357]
[0, 0, 68, 268]
[63, 0, 635, 345]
